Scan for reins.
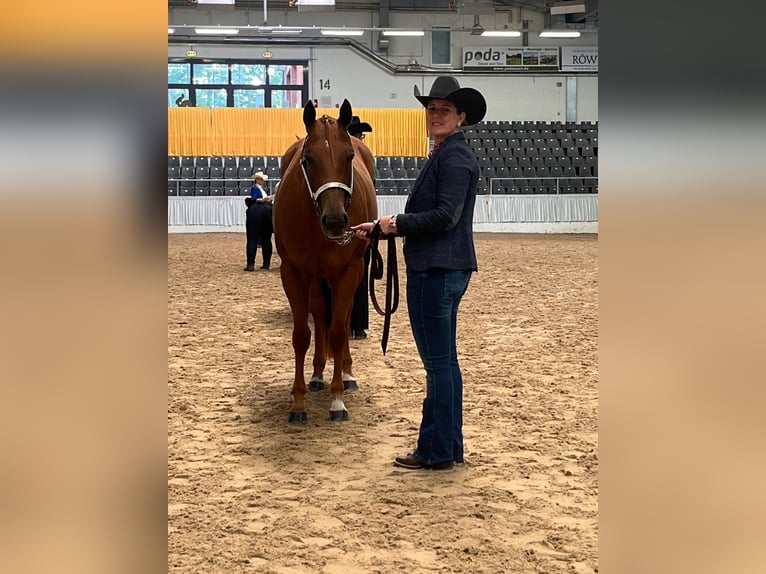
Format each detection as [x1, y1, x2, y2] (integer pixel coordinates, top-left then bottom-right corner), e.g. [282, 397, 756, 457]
[368, 222, 399, 355]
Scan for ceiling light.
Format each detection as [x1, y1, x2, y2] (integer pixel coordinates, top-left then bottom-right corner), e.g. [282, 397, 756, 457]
[481, 30, 521, 37]
[168, 28, 175, 34]
[549, 1, 586, 16]
[539, 30, 581, 38]
[382, 30, 425, 37]
[195, 27, 240, 35]
[320, 29, 364, 36]
[258, 27, 302, 34]
[197, 0, 235, 4]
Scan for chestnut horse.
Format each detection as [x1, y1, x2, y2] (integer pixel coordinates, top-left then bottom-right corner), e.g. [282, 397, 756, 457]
[273, 100, 377, 423]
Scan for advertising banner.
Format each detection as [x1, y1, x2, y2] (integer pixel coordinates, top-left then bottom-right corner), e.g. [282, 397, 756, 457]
[560, 46, 598, 72]
[462, 46, 560, 71]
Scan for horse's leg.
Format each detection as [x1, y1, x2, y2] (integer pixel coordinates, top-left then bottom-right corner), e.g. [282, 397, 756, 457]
[342, 260, 366, 391]
[308, 278, 330, 392]
[326, 272, 360, 421]
[340, 303, 359, 392]
[280, 261, 311, 423]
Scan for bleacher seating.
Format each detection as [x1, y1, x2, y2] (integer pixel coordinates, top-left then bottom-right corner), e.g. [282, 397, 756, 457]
[167, 122, 596, 198]
[465, 120, 599, 194]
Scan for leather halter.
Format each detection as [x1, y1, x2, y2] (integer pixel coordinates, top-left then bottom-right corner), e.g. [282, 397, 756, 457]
[299, 127, 356, 245]
[299, 134, 354, 210]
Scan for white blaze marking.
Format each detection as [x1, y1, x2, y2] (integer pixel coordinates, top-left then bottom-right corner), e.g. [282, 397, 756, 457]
[330, 399, 347, 412]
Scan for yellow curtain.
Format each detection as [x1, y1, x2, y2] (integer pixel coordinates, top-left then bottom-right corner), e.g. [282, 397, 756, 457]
[167, 107, 214, 156]
[353, 108, 428, 157]
[168, 107, 428, 158]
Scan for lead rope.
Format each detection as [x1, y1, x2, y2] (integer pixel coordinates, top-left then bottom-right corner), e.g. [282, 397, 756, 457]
[368, 222, 399, 355]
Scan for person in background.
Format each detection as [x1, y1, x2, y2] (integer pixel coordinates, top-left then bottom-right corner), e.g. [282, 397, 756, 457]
[348, 115, 372, 143]
[351, 76, 486, 470]
[244, 171, 274, 271]
[347, 116, 374, 339]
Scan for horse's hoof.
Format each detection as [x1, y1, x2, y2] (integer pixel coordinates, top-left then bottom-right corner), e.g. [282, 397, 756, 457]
[308, 379, 325, 392]
[329, 410, 349, 422]
[288, 411, 307, 424]
[343, 379, 359, 392]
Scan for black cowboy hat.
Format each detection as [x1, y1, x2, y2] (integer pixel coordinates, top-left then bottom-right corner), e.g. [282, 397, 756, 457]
[414, 76, 487, 126]
[348, 115, 373, 136]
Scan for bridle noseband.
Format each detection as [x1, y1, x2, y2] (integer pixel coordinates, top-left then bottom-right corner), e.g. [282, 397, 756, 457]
[299, 130, 356, 245]
[299, 133, 354, 208]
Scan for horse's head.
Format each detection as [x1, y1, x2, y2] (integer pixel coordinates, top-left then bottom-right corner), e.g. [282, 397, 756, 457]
[301, 99, 355, 241]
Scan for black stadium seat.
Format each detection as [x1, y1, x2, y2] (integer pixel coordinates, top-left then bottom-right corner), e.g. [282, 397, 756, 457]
[238, 156, 252, 169]
[224, 180, 239, 196]
[252, 155, 266, 169]
[194, 180, 210, 195]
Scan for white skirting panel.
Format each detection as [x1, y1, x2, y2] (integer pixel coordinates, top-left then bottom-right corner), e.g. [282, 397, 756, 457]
[168, 196, 249, 227]
[168, 195, 598, 232]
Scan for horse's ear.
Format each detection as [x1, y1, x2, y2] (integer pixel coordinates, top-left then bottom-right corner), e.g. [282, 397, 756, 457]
[303, 100, 316, 129]
[338, 99, 352, 128]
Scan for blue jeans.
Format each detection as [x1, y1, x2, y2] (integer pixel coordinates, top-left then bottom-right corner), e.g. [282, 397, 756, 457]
[407, 268, 472, 466]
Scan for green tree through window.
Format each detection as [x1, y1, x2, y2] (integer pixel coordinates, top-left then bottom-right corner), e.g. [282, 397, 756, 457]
[168, 60, 306, 107]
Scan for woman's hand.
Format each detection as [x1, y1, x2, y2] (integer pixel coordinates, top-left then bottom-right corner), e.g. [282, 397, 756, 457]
[350, 221, 377, 238]
[351, 215, 396, 238]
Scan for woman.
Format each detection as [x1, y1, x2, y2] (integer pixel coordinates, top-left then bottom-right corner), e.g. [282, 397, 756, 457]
[351, 76, 487, 470]
[244, 171, 274, 271]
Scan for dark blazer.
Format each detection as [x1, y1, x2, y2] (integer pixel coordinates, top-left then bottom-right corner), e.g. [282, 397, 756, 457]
[395, 131, 479, 273]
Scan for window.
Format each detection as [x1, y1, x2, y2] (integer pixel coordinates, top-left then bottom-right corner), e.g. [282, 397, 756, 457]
[195, 88, 228, 107]
[431, 27, 452, 66]
[231, 64, 266, 85]
[270, 90, 303, 108]
[233, 89, 266, 108]
[268, 65, 305, 85]
[168, 59, 308, 108]
[168, 88, 190, 107]
[192, 63, 229, 85]
[168, 63, 190, 84]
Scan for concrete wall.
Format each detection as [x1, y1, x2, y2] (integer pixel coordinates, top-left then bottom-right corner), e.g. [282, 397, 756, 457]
[167, 42, 598, 122]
